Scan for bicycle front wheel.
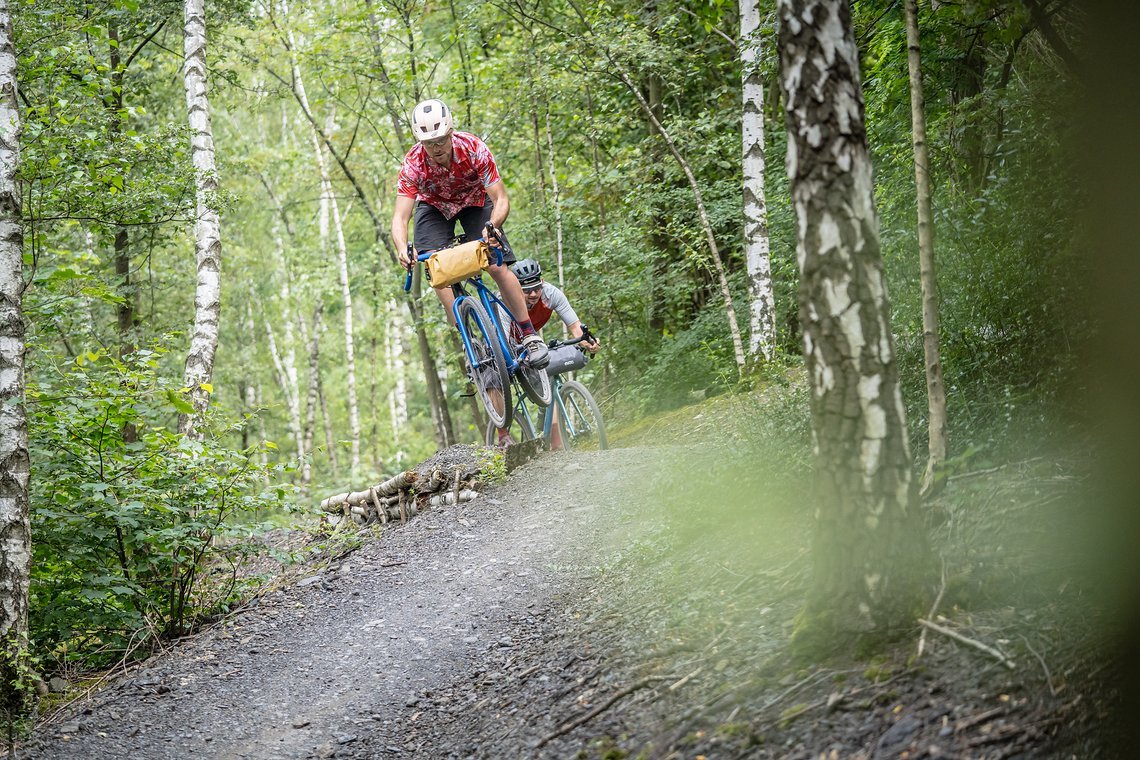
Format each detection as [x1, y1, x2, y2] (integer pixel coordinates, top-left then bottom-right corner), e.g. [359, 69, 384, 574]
[557, 380, 607, 451]
[484, 410, 537, 447]
[514, 341, 553, 407]
[457, 298, 512, 429]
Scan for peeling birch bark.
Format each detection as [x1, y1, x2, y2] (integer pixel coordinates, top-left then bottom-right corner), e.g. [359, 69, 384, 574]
[318, 470, 419, 513]
[777, 0, 930, 638]
[742, 0, 778, 363]
[178, 0, 222, 439]
[0, 0, 30, 700]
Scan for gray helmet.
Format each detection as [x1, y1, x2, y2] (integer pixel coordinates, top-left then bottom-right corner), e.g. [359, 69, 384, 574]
[511, 259, 543, 289]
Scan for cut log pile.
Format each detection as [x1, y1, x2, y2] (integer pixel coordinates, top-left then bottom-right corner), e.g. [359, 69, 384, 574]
[317, 441, 545, 528]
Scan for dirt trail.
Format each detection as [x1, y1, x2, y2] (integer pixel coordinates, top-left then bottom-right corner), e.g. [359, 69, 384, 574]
[23, 447, 666, 759]
[20, 432, 1118, 759]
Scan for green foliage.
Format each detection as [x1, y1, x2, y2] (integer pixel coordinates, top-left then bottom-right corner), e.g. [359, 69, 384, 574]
[477, 448, 508, 485]
[633, 306, 738, 413]
[2, 0, 1094, 675]
[27, 340, 290, 670]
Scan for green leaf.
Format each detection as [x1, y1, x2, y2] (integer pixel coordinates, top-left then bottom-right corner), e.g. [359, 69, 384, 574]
[165, 390, 195, 415]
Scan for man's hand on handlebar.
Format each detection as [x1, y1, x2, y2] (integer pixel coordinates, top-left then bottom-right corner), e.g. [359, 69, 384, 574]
[399, 243, 415, 270]
[483, 222, 504, 250]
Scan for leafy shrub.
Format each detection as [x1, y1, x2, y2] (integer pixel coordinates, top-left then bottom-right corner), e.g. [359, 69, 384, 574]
[631, 306, 738, 413]
[27, 340, 290, 671]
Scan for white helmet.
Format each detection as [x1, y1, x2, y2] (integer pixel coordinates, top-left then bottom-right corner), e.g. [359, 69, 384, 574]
[411, 99, 453, 141]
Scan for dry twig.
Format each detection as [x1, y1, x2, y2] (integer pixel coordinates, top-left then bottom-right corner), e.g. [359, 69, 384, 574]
[535, 675, 672, 748]
[916, 556, 948, 659]
[919, 618, 1016, 670]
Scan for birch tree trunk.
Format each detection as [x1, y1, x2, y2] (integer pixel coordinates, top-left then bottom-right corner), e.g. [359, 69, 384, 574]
[262, 305, 304, 463]
[777, 0, 930, 648]
[301, 303, 324, 489]
[319, 376, 337, 473]
[178, 0, 222, 439]
[328, 187, 362, 474]
[385, 301, 408, 464]
[741, 0, 778, 363]
[0, 0, 31, 715]
[904, 0, 948, 496]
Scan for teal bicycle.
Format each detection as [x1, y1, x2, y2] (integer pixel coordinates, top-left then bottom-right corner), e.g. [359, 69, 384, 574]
[484, 325, 607, 451]
[404, 225, 552, 430]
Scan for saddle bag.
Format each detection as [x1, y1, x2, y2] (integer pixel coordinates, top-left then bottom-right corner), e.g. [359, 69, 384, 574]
[546, 345, 589, 376]
[426, 240, 489, 288]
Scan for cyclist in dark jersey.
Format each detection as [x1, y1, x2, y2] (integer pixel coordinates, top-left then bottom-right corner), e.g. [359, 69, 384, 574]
[391, 98, 548, 368]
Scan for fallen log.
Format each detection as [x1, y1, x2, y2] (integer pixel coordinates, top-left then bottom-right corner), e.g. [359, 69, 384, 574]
[348, 498, 420, 526]
[428, 489, 481, 507]
[319, 470, 418, 513]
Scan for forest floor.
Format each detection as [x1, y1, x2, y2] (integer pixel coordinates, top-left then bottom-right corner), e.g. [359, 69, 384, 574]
[19, 389, 1125, 759]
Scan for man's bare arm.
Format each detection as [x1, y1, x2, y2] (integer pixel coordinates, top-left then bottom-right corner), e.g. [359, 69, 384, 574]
[392, 195, 416, 267]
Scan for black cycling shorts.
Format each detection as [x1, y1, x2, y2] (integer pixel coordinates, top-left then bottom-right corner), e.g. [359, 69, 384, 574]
[413, 198, 516, 265]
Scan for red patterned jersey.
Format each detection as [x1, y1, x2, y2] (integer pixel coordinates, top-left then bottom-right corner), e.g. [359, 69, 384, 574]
[396, 131, 501, 220]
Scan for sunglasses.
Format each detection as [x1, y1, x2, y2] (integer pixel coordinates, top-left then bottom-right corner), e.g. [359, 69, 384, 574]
[521, 282, 542, 292]
[422, 132, 452, 149]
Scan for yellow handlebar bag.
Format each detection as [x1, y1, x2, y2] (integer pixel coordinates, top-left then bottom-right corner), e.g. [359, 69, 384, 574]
[426, 240, 490, 288]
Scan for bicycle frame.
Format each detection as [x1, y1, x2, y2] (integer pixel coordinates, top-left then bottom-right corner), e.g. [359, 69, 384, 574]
[405, 241, 537, 375]
[503, 365, 588, 444]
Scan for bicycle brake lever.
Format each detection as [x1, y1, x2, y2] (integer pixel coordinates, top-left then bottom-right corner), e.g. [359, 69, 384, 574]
[403, 243, 414, 292]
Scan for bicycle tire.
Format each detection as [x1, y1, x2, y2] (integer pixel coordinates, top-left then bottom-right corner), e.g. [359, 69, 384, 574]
[484, 411, 537, 447]
[513, 342, 553, 407]
[557, 380, 607, 451]
[457, 298, 512, 429]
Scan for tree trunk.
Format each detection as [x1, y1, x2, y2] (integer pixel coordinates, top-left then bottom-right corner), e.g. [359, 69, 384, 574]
[328, 183, 362, 475]
[108, 22, 134, 355]
[318, 373, 338, 474]
[178, 0, 222, 439]
[0, 0, 31, 718]
[301, 303, 324, 490]
[262, 304, 304, 464]
[904, 0, 948, 496]
[777, 0, 931, 649]
[583, 85, 607, 233]
[448, 330, 486, 437]
[412, 267, 456, 447]
[741, 0, 778, 363]
[386, 299, 409, 465]
[543, 107, 569, 338]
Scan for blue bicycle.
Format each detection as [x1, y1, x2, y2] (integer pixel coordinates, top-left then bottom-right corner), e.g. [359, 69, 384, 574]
[404, 225, 552, 431]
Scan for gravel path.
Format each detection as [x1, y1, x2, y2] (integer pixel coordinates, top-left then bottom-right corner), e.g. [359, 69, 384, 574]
[21, 436, 1116, 759]
[23, 447, 667, 759]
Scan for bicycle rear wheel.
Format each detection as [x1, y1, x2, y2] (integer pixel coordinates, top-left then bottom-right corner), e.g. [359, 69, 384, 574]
[557, 380, 607, 450]
[484, 408, 537, 447]
[457, 299, 512, 429]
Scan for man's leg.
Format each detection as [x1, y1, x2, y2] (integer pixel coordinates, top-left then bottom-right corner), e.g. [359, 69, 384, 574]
[436, 286, 457, 325]
[413, 202, 459, 318]
[459, 201, 548, 367]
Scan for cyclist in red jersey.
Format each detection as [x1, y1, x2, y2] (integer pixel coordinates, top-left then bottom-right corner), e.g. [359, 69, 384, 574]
[391, 98, 548, 368]
[493, 259, 600, 448]
[506, 259, 599, 357]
